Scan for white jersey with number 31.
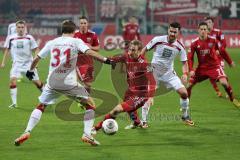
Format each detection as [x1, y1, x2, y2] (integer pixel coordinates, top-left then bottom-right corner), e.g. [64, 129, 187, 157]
[38, 36, 89, 90]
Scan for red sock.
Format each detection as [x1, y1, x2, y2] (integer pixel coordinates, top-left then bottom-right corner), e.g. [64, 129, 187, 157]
[36, 104, 46, 112]
[95, 114, 113, 130]
[10, 84, 17, 89]
[210, 79, 220, 92]
[224, 85, 234, 101]
[128, 111, 140, 125]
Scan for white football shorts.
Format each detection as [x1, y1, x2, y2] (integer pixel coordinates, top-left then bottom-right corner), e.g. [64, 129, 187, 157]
[39, 84, 89, 105]
[10, 61, 39, 81]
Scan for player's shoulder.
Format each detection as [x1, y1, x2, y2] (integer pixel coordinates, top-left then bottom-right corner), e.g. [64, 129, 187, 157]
[7, 34, 16, 39]
[153, 35, 166, 41]
[25, 34, 35, 39]
[213, 28, 221, 32]
[208, 35, 217, 41]
[191, 37, 199, 43]
[87, 30, 97, 36]
[176, 40, 185, 49]
[8, 23, 16, 27]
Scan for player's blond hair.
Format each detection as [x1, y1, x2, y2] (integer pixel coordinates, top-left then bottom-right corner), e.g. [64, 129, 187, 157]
[16, 20, 26, 25]
[130, 40, 143, 50]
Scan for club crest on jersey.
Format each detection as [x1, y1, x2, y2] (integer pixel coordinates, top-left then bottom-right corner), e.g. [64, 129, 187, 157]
[197, 45, 200, 48]
[86, 37, 92, 43]
[208, 43, 213, 48]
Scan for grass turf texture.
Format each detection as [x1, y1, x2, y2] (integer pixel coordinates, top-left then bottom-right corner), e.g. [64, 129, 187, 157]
[0, 49, 240, 160]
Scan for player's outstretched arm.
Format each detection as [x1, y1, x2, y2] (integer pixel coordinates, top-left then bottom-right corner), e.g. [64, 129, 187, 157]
[85, 49, 116, 69]
[140, 47, 147, 55]
[32, 47, 40, 57]
[30, 56, 41, 71]
[0, 48, 9, 68]
[181, 61, 189, 84]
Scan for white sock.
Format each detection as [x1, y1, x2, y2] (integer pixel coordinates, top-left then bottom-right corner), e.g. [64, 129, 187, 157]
[180, 98, 189, 118]
[83, 109, 95, 136]
[142, 101, 150, 122]
[25, 109, 42, 133]
[10, 87, 17, 104]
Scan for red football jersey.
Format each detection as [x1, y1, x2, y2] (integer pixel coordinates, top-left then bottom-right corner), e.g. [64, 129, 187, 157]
[208, 28, 232, 64]
[209, 28, 226, 47]
[111, 53, 154, 97]
[188, 36, 220, 71]
[74, 30, 99, 66]
[122, 23, 141, 42]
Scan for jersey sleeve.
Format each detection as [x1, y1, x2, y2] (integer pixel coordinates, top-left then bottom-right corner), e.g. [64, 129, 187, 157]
[179, 46, 187, 62]
[146, 37, 160, 51]
[29, 35, 38, 49]
[38, 41, 51, 59]
[3, 36, 11, 49]
[188, 42, 195, 71]
[217, 40, 233, 65]
[110, 54, 126, 63]
[76, 39, 90, 54]
[92, 34, 100, 47]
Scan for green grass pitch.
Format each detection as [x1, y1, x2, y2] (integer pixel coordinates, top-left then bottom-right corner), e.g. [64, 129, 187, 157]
[0, 48, 240, 160]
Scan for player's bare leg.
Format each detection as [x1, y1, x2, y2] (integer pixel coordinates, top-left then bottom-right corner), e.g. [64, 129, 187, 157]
[9, 77, 18, 108]
[79, 97, 100, 146]
[209, 79, 222, 97]
[177, 87, 194, 126]
[14, 104, 45, 146]
[94, 104, 124, 131]
[124, 110, 143, 129]
[219, 77, 240, 108]
[32, 80, 44, 92]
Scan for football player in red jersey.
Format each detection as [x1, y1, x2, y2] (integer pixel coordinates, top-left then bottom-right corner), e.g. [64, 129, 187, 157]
[92, 40, 156, 133]
[122, 16, 141, 49]
[120, 16, 141, 72]
[204, 16, 235, 97]
[187, 22, 240, 108]
[74, 16, 100, 93]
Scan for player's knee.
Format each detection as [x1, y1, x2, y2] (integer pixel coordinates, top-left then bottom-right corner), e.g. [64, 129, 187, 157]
[36, 104, 47, 112]
[10, 80, 17, 87]
[110, 105, 123, 116]
[85, 105, 96, 110]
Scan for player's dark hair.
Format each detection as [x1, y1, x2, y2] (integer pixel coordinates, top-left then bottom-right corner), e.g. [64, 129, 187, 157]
[61, 20, 76, 34]
[79, 16, 88, 21]
[169, 22, 181, 30]
[204, 16, 214, 22]
[198, 22, 208, 28]
[130, 40, 143, 50]
[16, 20, 26, 25]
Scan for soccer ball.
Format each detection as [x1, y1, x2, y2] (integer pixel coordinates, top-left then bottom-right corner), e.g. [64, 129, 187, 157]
[102, 119, 118, 135]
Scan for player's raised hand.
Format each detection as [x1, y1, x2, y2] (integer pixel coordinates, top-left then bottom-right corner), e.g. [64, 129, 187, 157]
[104, 58, 116, 69]
[26, 70, 35, 80]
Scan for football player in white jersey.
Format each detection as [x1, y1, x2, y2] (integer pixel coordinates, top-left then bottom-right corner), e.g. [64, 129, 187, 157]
[14, 20, 115, 146]
[1, 20, 43, 108]
[141, 22, 194, 126]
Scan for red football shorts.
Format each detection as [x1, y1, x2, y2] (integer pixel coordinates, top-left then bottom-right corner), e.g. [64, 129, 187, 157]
[77, 65, 94, 83]
[121, 95, 148, 112]
[190, 66, 227, 84]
